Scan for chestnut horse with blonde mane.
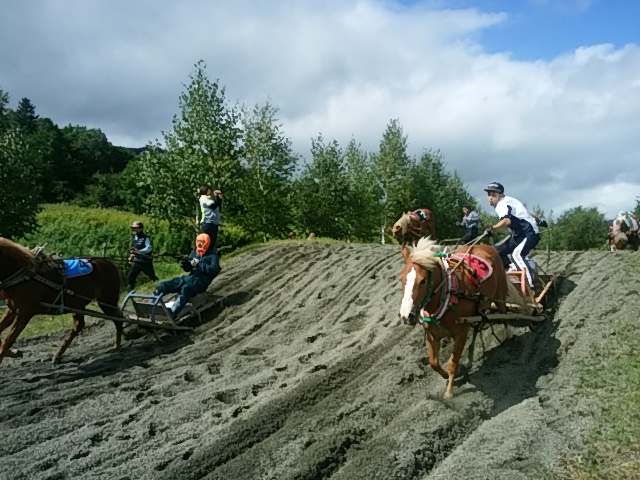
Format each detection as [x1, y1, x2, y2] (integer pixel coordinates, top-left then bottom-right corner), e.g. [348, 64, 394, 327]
[398, 237, 520, 398]
[0, 238, 124, 365]
[390, 208, 436, 245]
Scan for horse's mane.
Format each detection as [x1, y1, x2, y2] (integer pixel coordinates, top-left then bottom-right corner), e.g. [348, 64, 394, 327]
[0, 237, 36, 267]
[407, 237, 443, 270]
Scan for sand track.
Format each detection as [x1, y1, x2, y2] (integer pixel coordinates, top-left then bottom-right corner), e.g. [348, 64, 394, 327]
[2, 243, 638, 480]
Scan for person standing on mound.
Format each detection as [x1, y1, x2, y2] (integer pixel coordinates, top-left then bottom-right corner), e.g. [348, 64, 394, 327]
[198, 185, 223, 250]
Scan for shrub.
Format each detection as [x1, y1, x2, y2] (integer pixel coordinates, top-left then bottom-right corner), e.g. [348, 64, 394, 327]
[20, 204, 251, 258]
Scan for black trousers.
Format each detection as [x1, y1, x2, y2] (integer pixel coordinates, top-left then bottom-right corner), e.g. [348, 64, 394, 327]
[457, 227, 478, 245]
[127, 261, 158, 291]
[200, 223, 219, 250]
[495, 233, 540, 287]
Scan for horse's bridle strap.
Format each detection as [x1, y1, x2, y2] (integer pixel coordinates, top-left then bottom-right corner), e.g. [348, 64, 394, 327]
[0, 268, 29, 290]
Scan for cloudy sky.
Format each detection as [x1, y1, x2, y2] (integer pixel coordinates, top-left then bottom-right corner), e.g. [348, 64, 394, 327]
[1, 0, 638, 218]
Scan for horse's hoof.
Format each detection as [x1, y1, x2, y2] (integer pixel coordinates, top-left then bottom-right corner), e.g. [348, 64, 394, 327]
[51, 356, 61, 365]
[444, 391, 453, 399]
[8, 349, 23, 358]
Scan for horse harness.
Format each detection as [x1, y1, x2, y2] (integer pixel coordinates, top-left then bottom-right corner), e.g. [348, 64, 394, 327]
[0, 249, 80, 313]
[418, 253, 491, 327]
[407, 211, 428, 237]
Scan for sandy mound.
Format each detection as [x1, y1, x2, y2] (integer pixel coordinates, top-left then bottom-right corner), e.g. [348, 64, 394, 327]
[1, 243, 638, 480]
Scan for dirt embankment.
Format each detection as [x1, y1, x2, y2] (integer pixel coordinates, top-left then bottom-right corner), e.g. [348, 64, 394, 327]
[1, 243, 638, 480]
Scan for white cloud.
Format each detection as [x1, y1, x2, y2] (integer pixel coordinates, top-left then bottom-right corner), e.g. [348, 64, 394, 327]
[0, 0, 638, 218]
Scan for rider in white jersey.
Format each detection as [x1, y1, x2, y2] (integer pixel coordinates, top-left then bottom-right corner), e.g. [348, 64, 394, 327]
[484, 182, 540, 287]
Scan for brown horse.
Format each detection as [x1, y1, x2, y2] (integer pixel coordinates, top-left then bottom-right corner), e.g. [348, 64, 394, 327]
[609, 213, 640, 251]
[398, 237, 520, 398]
[0, 238, 124, 365]
[390, 208, 436, 245]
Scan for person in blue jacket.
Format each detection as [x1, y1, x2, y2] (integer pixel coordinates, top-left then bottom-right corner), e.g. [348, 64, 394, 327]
[153, 233, 221, 318]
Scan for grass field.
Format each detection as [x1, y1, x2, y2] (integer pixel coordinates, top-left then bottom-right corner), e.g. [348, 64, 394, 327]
[560, 255, 640, 479]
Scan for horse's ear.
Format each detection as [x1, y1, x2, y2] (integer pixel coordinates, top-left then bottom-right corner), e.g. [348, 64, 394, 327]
[401, 245, 410, 262]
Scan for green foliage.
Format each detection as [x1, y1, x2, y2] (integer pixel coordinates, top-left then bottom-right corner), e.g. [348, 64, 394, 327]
[0, 88, 10, 132]
[295, 135, 352, 238]
[372, 119, 413, 230]
[551, 206, 608, 251]
[411, 150, 478, 240]
[72, 172, 125, 210]
[19, 204, 251, 260]
[237, 102, 296, 242]
[13, 97, 39, 133]
[20, 204, 193, 257]
[136, 60, 243, 229]
[217, 223, 253, 255]
[343, 138, 379, 241]
[0, 128, 42, 238]
[30, 118, 72, 203]
[117, 158, 150, 214]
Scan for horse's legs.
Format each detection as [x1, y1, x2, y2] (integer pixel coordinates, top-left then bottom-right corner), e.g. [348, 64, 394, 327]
[53, 314, 85, 364]
[0, 307, 17, 336]
[0, 308, 23, 359]
[424, 328, 448, 380]
[445, 331, 469, 399]
[0, 314, 32, 365]
[111, 320, 123, 352]
[98, 302, 124, 352]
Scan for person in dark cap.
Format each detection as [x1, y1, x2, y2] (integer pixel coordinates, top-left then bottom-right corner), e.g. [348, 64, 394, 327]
[126, 220, 159, 291]
[483, 182, 541, 288]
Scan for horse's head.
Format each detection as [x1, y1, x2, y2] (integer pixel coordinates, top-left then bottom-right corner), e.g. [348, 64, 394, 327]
[398, 239, 442, 326]
[390, 213, 411, 244]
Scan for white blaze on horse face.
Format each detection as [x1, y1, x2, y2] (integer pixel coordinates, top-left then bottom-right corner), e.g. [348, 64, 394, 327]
[400, 267, 417, 319]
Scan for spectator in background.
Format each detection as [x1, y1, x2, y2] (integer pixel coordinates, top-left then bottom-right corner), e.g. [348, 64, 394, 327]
[198, 185, 223, 250]
[127, 220, 158, 291]
[457, 205, 479, 245]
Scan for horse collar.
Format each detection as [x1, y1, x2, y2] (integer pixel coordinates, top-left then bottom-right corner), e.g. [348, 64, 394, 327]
[420, 257, 458, 324]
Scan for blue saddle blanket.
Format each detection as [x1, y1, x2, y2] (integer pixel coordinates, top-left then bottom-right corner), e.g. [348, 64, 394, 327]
[63, 259, 93, 278]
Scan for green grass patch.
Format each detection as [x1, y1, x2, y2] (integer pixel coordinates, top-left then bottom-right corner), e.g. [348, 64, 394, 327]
[561, 256, 640, 479]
